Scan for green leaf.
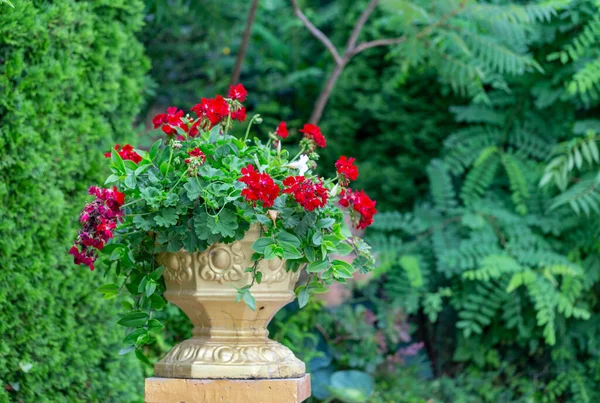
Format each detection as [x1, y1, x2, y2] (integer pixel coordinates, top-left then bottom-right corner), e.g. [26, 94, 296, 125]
[154, 208, 178, 227]
[297, 287, 309, 308]
[194, 211, 221, 244]
[111, 149, 126, 174]
[135, 349, 152, 366]
[316, 218, 335, 229]
[124, 174, 136, 189]
[335, 242, 354, 256]
[123, 328, 147, 346]
[150, 294, 167, 311]
[275, 231, 301, 247]
[280, 242, 303, 260]
[184, 179, 202, 200]
[264, 244, 279, 260]
[307, 259, 330, 273]
[149, 266, 164, 281]
[208, 209, 239, 238]
[147, 319, 164, 334]
[117, 312, 149, 327]
[149, 139, 162, 160]
[243, 290, 256, 311]
[97, 283, 119, 294]
[145, 280, 157, 297]
[255, 271, 263, 284]
[251, 237, 275, 254]
[119, 346, 135, 356]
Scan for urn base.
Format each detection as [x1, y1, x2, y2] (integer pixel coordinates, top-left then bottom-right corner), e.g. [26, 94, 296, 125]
[154, 337, 306, 379]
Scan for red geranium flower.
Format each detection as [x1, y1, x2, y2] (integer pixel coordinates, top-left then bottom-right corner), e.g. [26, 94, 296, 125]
[339, 188, 377, 229]
[275, 122, 289, 139]
[153, 107, 185, 136]
[299, 123, 326, 148]
[185, 147, 206, 165]
[104, 144, 142, 164]
[228, 83, 248, 102]
[191, 96, 230, 126]
[238, 164, 280, 208]
[283, 176, 329, 211]
[335, 156, 358, 185]
[232, 107, 247, 122]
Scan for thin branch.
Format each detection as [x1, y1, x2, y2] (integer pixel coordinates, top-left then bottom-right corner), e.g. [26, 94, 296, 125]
[291, 0, 342, 66]
[351, 36, 408, 56]
[345, 0, 379, 53]
[350, 0, 468, 57]
[231, 0, 260, 85]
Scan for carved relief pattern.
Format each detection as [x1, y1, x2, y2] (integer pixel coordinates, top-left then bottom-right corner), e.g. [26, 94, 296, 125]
[163, 342, 296, 365]
[161, 252, 193, 284]
[260, 258, 299, 284]
[197, 243, 247, 284]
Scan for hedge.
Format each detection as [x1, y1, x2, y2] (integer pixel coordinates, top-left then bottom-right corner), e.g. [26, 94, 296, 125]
[0, 1, 149, 401]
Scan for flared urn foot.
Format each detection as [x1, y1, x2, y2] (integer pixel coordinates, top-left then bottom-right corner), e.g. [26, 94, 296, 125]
[155, 338, 305, 379]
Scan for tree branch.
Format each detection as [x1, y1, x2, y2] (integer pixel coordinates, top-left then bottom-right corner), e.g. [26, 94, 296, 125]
[231, 0, 260, 85]
[351, 37, 408, 56]
[291, 0, 342, 66]
[350, 0, 468, 58]
[345, 0, 379, 53]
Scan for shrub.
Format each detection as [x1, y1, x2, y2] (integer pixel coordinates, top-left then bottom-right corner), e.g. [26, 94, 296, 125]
[0, 0, 149, 401]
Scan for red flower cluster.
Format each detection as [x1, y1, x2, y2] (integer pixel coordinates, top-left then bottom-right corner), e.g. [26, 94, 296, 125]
[238, 164, 280, 208]
[185, 147, 206, 165]
[153, 107, 187, 136]
[283, 176, 329, 211]
[104, 144, 142, 163]
[70, 186, 125, 271]
[228, 84, 248, 102]
[339, 189, 377, 229]
[232, 107, 247, 122]
[191, 95, 230, 126]
[276, 122, 289, 139]
[335, 156, 358, 185]
[299, 124, 326, 148]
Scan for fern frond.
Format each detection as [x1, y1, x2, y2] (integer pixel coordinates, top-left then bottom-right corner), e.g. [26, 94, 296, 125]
[549, 174, 600, 216]
[463, 254, 522, 281]
[461, 148, 501, 206]
[426, 159, 458, 212]
[568, 57, 600, 104]
[526, 276, 559, 345]
[540, 133, 600, 191]
[462, 30, 543, 75]
[449, 104, 506, 126]
[501, 152, 530, 215]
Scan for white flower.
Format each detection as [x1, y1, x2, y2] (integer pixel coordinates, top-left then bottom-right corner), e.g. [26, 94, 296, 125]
[286, 155, 310, 176]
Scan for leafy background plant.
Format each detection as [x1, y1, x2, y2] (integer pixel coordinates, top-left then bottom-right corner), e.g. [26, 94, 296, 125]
[3, 0, 600, 401]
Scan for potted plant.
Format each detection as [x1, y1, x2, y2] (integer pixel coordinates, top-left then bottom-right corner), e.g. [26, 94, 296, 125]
[70, 84, 377, 379]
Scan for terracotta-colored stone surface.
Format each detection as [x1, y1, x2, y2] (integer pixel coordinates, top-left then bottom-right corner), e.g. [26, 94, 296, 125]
[144, 375, 311, 403]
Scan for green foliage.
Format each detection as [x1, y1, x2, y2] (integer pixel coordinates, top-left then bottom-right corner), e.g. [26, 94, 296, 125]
[366, 1, 600, 399]
[0, 0, 149, 401]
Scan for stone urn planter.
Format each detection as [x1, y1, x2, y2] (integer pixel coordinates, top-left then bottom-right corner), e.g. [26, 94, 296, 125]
[154, 225, 306, 379]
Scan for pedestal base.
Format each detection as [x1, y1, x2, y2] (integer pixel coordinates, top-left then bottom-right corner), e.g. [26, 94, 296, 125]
[144, 375, 311, 403]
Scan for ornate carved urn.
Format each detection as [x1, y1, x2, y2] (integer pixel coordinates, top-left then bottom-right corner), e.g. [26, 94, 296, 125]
[154, 225, 306, 379]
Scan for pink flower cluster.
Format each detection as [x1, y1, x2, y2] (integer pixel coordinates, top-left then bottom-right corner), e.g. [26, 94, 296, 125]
[69, 186, 125, 271]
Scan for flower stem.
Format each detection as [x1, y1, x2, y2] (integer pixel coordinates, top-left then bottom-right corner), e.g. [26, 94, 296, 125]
[164, 148, 174, 179]
[243, 114, 261, 142]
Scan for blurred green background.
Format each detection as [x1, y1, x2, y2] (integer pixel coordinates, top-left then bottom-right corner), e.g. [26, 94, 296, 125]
[2, 0, 600, 401]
